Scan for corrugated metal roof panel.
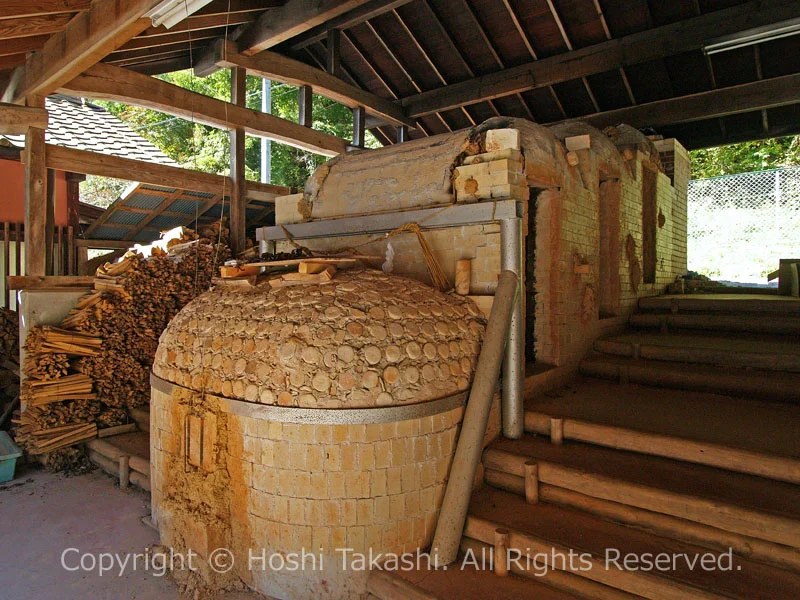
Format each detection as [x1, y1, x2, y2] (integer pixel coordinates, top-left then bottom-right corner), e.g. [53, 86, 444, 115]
[149, 214, 187, 229]
[92, 226, 128, 240]
[107, 211, 146, 225]
[124, 193, 165, 210]
[168, 198, 202, 214]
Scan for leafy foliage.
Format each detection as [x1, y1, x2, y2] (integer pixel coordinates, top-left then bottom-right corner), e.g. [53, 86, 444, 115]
[80, 176, 130, 208]
[690, 136, 800, 179]
[94, 69, 377, 192]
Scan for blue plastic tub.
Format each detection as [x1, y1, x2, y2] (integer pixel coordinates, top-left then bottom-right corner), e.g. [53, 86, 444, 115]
[0, 431, 22, 483]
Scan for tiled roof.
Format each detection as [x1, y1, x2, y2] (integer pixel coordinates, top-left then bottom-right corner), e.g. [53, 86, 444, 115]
[0, 95, 176, 165]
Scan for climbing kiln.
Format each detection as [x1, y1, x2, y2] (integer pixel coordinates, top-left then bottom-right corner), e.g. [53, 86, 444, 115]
[150, 116, 689, 598]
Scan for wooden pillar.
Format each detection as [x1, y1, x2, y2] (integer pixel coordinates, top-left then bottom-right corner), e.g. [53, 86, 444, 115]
[327, 28, 341, 77]
[352, 106, 365, 148]
[65, 172, 84, 276]
[229, 66, 247, 255]
[298, 85, 313, 127]
[45, 169, 55, 275]
[24, 95, 47, 277]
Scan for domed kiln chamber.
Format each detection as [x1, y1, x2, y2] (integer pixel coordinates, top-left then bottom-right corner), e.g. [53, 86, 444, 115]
[150, 270, 485, 599]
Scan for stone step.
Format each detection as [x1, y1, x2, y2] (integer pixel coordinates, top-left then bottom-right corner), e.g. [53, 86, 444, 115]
[524, 377, 800, 483]
[629, 312, 800, 336]
[593, 330, 800, 373]
[465, 487, 800, 600]
[638, 294, 800, 315]
[580, 354, 800, 403]
[482, 435, 800, 569]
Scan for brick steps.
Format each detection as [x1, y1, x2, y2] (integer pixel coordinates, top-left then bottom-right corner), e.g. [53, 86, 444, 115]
[483, 435, 800, 569]
[464, 487, 800, 600]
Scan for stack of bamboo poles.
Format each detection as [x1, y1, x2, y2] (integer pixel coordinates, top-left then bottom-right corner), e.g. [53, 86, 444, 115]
[16, 419, 97, 455]
[23, 374, 96, 406]
[14, 326, 102, 456]
[24, 327, 102, 357]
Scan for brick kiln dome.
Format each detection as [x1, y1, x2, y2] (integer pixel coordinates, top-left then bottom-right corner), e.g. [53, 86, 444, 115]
[153, 269, 486, 408]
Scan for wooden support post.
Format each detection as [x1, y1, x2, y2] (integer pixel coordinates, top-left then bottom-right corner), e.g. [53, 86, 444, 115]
[455, 259, 471, 295]
[327, 28, 341, 77]
[2, 222, 9, 308]
[352, 105, 365, 148]
[494, 528, 510, 577]
[298, 84, 313, 127]
[119, 454, 130, 488]
[396, 125, 409, 143]
[524, 460, 539, 504]
[24, 96, 47, 277]
[45, 169, 55, 276]
[550, 417, 564, 445]
[230, 66, 247, 255]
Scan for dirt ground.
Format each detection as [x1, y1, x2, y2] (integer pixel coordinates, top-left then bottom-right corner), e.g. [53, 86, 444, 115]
[0, 463, 260, 600]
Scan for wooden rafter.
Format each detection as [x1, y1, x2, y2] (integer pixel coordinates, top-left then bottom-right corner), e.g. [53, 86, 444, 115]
[497, 0, 566, 119]
[361, 15, 452, 133]
[2, 0, 157, 104]
[399, 0, 800, 118]
[0, 1, 92, 19]
[0, 14, 72, 41]
[60, 61, 347, 156]
[559, 73, 800, 131]
[543, 0, 600, 113]
[0, 35, 50, 57]
[0, 101, 48, 134]
[235, 0, 375, 56]
[409, 1, 484, 125]
[287, 0, 413, 51]
[212, 38, 416, 128]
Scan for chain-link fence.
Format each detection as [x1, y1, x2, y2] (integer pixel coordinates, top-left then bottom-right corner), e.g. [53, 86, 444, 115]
[688, 166, 800, 283]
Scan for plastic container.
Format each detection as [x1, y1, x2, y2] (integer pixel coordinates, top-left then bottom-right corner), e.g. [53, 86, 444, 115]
[0, 431, 22, 483]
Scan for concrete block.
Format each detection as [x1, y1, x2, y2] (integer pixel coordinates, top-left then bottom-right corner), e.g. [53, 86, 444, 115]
[485, 128, 520, 152]
[275, 193, 309, 225]
[462, 148, 523, 166]
[565, 134, 591, 151]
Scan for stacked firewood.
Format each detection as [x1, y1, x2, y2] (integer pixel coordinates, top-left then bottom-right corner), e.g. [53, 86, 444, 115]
[64, 226, 229, 408]
[12, 225, 228, 463]
[13, 326, 103, 455]
[0, 309, 20, 426]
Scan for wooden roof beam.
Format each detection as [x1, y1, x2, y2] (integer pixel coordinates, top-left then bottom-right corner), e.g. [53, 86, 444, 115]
[560, 73, 800, 130]
[59, 61, 347, 156]
[35, 144, 290, 198]
[0, 1, 92, 19]
[2, 0, 157, 104]
[400, 0, 800, 118]
[286, 0, 414, 51]
[236, 0, 376, 56]
[0, 101, 48, 134]
[211, 38, 416, 128]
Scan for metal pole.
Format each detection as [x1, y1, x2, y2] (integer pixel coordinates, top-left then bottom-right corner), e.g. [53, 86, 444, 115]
[260, 77, 272, 184]
[431, 270, 519, 567]
[500, 217, 524, 439]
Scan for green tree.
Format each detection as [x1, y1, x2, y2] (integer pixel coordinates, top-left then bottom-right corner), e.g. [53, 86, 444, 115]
[97, 69, 375, 189]
[690, 136, 800, 179]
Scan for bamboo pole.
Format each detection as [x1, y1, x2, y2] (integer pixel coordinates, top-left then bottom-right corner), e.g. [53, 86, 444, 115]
[431, 270, 519, 567]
